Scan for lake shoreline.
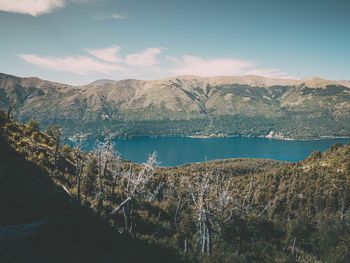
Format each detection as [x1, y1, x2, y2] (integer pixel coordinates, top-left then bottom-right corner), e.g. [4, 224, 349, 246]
[188, 134, 350, 141]
[72, 132, 350, 142]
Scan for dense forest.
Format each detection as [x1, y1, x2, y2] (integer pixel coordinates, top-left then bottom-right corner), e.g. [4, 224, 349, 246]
[1, 108, 350, 263]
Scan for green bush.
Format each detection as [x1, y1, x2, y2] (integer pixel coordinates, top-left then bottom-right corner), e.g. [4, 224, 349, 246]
[26, 119, 40, 135]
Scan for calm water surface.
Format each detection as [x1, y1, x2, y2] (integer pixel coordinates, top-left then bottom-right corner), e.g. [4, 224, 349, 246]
[85, 137, 350, 166]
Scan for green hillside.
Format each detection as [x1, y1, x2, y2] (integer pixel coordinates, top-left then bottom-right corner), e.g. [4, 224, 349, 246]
[1, 110, 350, 262]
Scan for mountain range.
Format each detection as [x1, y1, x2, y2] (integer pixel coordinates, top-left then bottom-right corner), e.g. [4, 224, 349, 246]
[1, 72, 350, 139]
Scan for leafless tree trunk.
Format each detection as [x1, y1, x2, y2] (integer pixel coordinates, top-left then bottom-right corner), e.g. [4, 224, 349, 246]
[188, 167, 213, 255]
[292, 237, 296, 255]
[186, 168, 239, 255]
[95, 138, 116, 214]
[96, 148, 107, 214]
[173, 196, 182, 229]
[111, 156, 122, 196]
[76, 159, 84, 202]
[49, 126, 62, 169]
[73, 134, 85, 203]
[6, 97, 15, 122]
[111, 152, 158, 235]
[206, 219, 211, 256]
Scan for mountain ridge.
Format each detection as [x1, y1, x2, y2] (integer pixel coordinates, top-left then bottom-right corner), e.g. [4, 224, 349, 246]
[3, 72, 350, 88]
[1, 72, 350, 139]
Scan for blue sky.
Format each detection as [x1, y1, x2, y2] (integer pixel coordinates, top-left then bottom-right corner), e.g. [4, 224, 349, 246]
[0, 0, 349, 85]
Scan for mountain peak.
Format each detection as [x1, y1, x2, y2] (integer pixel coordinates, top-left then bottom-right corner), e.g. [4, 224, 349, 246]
[300, 76, 346, 88]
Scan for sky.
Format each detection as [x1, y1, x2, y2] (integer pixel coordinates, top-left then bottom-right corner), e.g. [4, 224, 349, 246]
[0, 0, 349, 85]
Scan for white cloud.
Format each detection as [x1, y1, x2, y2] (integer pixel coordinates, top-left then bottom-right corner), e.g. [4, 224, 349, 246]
[19, 54, 127, 75]
[85, 45, 121, 63]
[94, 13, 125, 20]
[0, 0, 66, 16]
[0, 0, 91, 16]
[125, 48, 164, 67]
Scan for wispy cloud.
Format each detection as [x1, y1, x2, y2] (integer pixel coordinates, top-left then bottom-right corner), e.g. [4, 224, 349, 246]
[85, 45, 121, 63]
[245, 68, 292, 78]
[167, 55, 256, 76]
[125, 48, 164, 67]
[19, 45, 164, 75]
[19, 44, 291, 79]
[166, 55, 292, 78]
[94, 13, 125, 20]
[19, 54, 127, 75]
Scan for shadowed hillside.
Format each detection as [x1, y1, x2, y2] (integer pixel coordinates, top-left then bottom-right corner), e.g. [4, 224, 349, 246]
[0, 111, 185, 263]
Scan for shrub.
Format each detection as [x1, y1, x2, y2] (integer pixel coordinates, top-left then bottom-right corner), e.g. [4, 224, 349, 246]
[0, 109, 6, 127]
[310, 151, 322, 160]
[26, 119, 40, 135]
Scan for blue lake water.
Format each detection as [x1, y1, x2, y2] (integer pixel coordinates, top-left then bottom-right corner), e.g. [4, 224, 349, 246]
[85, 137, 350, 166]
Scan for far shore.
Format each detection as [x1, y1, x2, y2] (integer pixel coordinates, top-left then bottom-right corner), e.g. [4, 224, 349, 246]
[68, 131, 350, 142]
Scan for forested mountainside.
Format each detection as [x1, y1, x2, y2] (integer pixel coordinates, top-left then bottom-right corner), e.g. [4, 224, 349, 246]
[1, 73, 350, 139]
[1, 110, 350, 262]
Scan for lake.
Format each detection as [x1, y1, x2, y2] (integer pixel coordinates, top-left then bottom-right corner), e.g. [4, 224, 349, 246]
[84, 136, 350, 166]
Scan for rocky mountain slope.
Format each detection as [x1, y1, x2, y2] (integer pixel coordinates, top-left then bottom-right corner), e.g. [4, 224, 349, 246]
[1, 73, 350, 138]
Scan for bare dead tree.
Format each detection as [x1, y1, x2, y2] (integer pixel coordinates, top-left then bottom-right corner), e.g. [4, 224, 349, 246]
[110, 154, 122, 196]
[173, 196, 183, 229]
[184, 165, 270, 256]
[6, 96, 15, 122]
[211, 173, 234, 236]
[72, 133, 85, 203]
[163, 179, 186, 231]
[46, 125, 62, 169]
[110, 152, 158, 235]
[95, 138, 116, 215]
[187, 168, 214, 255]
[186, 168, 240, 256]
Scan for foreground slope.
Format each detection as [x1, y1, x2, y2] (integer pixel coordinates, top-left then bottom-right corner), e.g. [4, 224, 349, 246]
[1, 112, 350, 262]
[0, 114, 185, 263]
[1, 73, 350, 138]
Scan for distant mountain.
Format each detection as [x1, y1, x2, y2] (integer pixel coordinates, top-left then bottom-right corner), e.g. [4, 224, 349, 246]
[1, 72, 350, 138]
